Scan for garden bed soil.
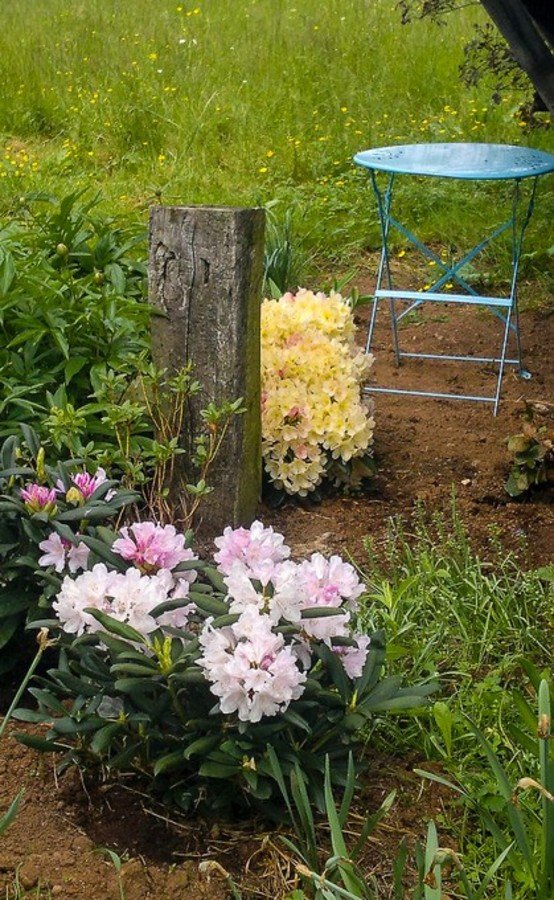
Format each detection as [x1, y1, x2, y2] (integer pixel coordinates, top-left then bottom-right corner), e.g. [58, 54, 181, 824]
[266, 264, 554, 568]
[0, 723, 452, 899]
[1, 261, 552, 898]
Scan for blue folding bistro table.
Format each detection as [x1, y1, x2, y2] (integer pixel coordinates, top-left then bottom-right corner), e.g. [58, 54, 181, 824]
[353, 142, 554, 414]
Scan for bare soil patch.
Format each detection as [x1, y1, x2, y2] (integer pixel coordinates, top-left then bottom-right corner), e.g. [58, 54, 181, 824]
[0, 724, 452, 899]
[266, 263, 553, 567]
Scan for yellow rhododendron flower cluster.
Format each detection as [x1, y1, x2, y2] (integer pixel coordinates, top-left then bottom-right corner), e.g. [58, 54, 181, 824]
[261, 289, 375, 496]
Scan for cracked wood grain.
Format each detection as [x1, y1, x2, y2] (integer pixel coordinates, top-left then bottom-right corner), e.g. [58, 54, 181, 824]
[149, 205, 264, 537]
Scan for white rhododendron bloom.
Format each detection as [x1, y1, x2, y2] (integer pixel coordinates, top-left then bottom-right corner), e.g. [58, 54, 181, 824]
[198, 607, 307, 722]
[38, 532, 90, 574]
[52, 521, 371, 724]
[333, 635, 372, 679]
[54, 564, 169, 636]
[223, 558, 305, 624]
[54, 563, 118, 635]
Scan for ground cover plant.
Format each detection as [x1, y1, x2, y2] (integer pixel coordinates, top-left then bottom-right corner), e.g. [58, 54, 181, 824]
[505, 402, 554, 498]
[357, 504, 553, 896]
[359, 503, 550, 761]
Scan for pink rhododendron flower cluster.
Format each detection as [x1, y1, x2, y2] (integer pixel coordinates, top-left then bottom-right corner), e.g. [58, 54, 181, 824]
[52, 520, 371, 724]
[112, 522, 197, 575]
[215, 522, 365, 643]
[198, 607, 306, 722]
[296, 552, 365, 641]
[214, 521, 289, 579]
[20, 483, 57, 514]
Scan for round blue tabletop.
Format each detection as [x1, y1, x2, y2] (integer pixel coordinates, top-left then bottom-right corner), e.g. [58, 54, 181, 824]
[353, 143, 554, 180]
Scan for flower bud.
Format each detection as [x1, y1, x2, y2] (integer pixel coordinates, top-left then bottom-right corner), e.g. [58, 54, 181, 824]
[65, 486, 84, 506]
[538, 712, 551, 739]
[93, 270, 105, 285]
[56, 243, 68, 257]
[36, 447, 46, 483]
[20, 483, 58, 517]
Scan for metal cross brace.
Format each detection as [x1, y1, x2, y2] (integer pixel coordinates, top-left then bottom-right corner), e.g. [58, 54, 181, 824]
[364, 170, 538, 415]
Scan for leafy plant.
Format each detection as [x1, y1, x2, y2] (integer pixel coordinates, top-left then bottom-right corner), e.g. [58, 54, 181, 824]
[397, 1, 535, 111]
[505, 403, 554, 498]
[44, 363, 245, 527]
[281, 667, 552, 899]
[358, 500, 551, 763]
[12, 520, 434, 816]
[263, 204, 308, 297]
[0, 190, 149, 439]
[417, 673, 554, 898]
[270, 750, 395, 898]
[0, 427, 137, 672]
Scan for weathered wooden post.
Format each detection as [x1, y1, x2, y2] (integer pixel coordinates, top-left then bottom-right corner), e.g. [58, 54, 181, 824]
[149, 205, 264, 536]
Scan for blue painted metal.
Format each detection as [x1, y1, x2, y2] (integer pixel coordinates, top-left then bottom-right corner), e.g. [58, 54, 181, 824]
[353, 142, 554, 414]
[363, 386, 496, 403]
[375, 290, 512, 308]
[354, 143, 554, 180]
[399, 352, 521, 365]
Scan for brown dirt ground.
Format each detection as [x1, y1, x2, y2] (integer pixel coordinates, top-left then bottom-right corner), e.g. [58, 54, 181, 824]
[0, 722, 454, 900]
[266, 259, 554, 568]
[1, 256, 552, 899]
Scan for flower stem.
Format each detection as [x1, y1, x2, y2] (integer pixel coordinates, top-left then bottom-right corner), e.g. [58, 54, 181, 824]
[0, 633, 52, 742]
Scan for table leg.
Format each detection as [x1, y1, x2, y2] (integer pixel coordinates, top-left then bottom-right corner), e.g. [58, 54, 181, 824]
[368, 171, 401, 364]
[363, 168, 542, 414]
[509, 177, 537, 380]
[493, 305, 513, 417]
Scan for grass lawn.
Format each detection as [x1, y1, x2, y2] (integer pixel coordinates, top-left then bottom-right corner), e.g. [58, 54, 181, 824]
[0, 0, 553, 274]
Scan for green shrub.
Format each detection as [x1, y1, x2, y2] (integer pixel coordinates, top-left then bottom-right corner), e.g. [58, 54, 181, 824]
[0, 191, 149, 439]
[0, 427, 137, 673]
[12, 519, 434, 816]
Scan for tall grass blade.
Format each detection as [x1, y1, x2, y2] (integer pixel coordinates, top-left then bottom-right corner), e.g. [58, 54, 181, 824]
[290, 763, 318, 870]
[474, 842, 514, 900]
[538, 679, 554, 897]
[424, 822, 441, 900]
[0, 790, 23, 836]
[466, 718, 535, 879]
[323, 756, 365, 896]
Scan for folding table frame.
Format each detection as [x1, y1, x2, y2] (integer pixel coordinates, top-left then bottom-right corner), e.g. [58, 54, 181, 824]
[354, 143, 554, 415]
